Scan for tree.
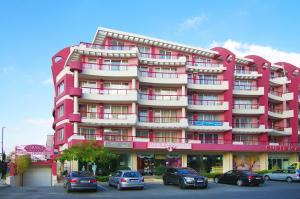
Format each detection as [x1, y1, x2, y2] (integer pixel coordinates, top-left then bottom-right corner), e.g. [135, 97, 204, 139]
[57, 142, 118, 175]
[15, 155, 31, 186]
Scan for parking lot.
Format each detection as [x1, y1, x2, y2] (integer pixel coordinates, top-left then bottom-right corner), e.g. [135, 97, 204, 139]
[0, 181, 299, 199]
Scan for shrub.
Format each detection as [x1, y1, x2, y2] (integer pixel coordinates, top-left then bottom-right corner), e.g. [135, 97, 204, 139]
[96, 176, 109, 182]
[201, 172, 221, 178]
[154, 165, 167, 176]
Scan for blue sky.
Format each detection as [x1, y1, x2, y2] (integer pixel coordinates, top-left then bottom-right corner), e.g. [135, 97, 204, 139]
[0, 0, 300, 152]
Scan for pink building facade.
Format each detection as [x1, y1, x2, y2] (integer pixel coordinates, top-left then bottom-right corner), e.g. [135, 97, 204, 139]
[51, 28, 300, 178]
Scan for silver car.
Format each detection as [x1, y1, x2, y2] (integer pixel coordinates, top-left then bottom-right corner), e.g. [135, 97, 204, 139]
[264, 169, 300, 182]
[108, 170, 144, 190]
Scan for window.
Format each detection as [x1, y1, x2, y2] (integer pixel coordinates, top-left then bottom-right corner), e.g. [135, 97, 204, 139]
[80, 80, 97, 94]
[159, 49, 171, 59]
[110, 40, 124, 50]
[57, 105, 64, 118]
[138, 46, 151, 57]
[234, 99, 253, 109]
[104, 128, 128, 141]
[194, 56, 211, 67]
[154, 131, 177, 143]
[234, 117, 258, 128]
[198, 94, 218, 105]
[198, 113, 218, 121]
[85, 58, 98, 70]
[197, 74, 217, 84]
[103, 82, 129, 95]
[197, 133, 218, 144]
[57, 81, 64, 95]
[103, 59, 128, 71]
[79, 128, 96, 140]
[57, 128, 64, 141]
[79, 104, 97, 119]
[139, 109, 148, 122]
[154, 110, 177, 123]
[104, 105, 128, 119]
[234, 80, 255, 90]
[233, 135, 257, 145]
[136, 130, 149, 138]
[154, 88, 177, 100]
[154, 67, 177, 78]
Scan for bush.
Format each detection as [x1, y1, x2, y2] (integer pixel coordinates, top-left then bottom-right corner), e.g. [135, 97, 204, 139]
[201, 172, 221, 178]
[154, 165, 167, 176]
[96, 176, 109, 182]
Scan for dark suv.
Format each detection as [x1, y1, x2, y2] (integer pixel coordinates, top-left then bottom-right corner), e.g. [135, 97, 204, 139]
[163, 167, 208, 189]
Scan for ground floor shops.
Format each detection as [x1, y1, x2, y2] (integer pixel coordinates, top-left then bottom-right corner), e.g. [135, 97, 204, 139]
[57, 150, 299, 177]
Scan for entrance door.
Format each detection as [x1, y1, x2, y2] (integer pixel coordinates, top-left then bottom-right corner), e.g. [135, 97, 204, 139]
[23, 166, 52, 186]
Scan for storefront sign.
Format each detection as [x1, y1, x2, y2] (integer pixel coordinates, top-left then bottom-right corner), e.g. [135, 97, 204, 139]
[194, 121, 223, 126]
[104, 141, 133, 149]
[148, 142, 191, 151]
[266, 145, 300, 152]
[24, 145, 46, 152]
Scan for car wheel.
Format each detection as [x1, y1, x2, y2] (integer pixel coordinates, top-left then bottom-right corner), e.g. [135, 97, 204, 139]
[117, 183, 122, 191]
[264, 175, 270, 181]
[286, 177, 293, 183]
[163, 177, 169, 185]
[214, 177, 219, 184]
[237, 179, 243, 186]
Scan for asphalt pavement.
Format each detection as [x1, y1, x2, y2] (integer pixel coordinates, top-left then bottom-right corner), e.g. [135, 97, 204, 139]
[0, 180, 299, 199]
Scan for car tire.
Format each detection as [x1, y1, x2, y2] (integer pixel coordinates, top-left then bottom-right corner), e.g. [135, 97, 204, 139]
[237, 179, 243, 186]
[214, 177, 219, 184]
[286, 177, 293, 183]
[264, 175, 270, 181]
[163, 177, 169, 185]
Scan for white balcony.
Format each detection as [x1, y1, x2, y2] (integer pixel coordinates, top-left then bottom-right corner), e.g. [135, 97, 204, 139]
[138, 71, 187, 85]
[81, 114, 137, 126]
[270, 76, 290, 86]
[268, 109, 294, 119]
[187, 80, 229, 92]
[233, 87, 264, 96]
[81, 63, 138, 79]
[138, 94, 188, 107]
[234, 70, 262, 79]
[268, 92, 293, 102]
[81, 88, 138, 102]
[186, 62, 226, 73]
[187, 121, 231, 132]
[232, 105, 265, 115]
[269, 127, 292, 136]
[137, 118, 188, 129]
[138, 53, 186, 66]
[187, 101, 229, 112]
[67, 134, 102, 142]
[232, 124, 271, 134]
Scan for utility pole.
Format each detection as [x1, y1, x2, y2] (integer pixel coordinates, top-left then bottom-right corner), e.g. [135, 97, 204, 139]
[1, 127, 5, 161]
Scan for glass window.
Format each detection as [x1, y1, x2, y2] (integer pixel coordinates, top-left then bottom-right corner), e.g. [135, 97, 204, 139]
[80, 81, 97, 94]
[57, 81, 64, 95]
[58, 128, 64, 141]
[79, 128, 96, 140]
[110, 40, 124, 50]
[159, 49, 171, 59]
[57, 105, 64, 118]
[136, 130, 149, 138]
[104, 128, 128, 141]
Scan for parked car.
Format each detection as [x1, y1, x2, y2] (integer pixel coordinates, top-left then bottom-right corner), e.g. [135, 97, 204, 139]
[162, 167, 208, 189]
[214, 170, 264, 186]
[64, 171, 98, 192]
[108, 170, 144, 190]
[264, 169, 300, 182]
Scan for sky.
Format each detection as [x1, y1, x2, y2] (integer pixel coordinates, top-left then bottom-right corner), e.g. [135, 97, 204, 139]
[0, 0, 300, 153]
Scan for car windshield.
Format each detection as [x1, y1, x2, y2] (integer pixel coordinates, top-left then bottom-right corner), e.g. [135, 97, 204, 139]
[178, 169, 198, 175]
[72, 172, 93, 177]
[123, 172, 141, 178]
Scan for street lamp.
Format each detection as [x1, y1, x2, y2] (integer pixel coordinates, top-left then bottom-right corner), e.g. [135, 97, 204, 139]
[1, 127, 5, 161]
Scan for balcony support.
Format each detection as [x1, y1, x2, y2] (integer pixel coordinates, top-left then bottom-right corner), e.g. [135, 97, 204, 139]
[181, 129, 186, 143]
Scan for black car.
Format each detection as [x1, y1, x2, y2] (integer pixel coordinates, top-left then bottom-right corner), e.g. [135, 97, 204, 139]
[64, 171, 98, 192]
[214, 170, 264, 186]
[163, 167, 208, 189]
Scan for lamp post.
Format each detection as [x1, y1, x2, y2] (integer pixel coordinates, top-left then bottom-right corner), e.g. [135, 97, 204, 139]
[1, 127, 5, 161]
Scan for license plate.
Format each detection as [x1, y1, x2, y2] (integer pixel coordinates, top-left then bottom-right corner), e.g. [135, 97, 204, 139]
[256, 177, 261, 180]
[80, 180, 90, 183]
[197, 180, 204, 183]
[130, 180, 139, 182]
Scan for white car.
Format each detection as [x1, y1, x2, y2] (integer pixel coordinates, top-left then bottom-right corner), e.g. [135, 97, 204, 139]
[264, 169, 300, 182]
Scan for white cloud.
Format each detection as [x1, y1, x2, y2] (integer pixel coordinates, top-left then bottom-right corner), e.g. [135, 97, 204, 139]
[42, 77, 53, 85]
[179, 16, 205, 31]
[211, 39, 300, 66]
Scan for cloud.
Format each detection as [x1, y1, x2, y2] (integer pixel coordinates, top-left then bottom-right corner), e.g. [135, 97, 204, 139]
[26, 118, 53, 129]
[211, 40, 300, 66]
[42, 77, 53, 85]
[179, 16, 205, 31]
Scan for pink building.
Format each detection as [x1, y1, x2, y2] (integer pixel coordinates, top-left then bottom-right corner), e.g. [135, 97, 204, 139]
[51, 28, 300, 179]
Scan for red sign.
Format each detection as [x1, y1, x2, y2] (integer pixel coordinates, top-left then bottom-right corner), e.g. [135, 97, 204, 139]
[266, 145, 300, 152]
[24, 145, 46, 152]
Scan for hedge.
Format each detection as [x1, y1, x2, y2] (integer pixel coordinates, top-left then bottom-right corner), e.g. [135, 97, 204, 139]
[96, 176, 109, 182]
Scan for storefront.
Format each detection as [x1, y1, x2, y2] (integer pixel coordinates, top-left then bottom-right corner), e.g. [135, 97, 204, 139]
[268, 154, 291, 170]
[187, 154, 223, 173]
[233, 154, 260, 171]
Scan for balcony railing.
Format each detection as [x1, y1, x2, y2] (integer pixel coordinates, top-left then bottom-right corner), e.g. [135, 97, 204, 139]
[232, 122, 260, 128]
[139, 93, 184, 101]
[234, 104, 260, 109]
[234, 68, 257, 74]
[80, 111, 134, 120]
[269, 90, 283, 96]
[82, 62, 136, 71]
[139, 53, 181, 60]
[188, 78, 223, 85]
[138, 70, 183, 79]
[138, 116, 182, 123]
[186, 61, 222, 68]
[234, 85, 258, 90]
[188, 120, 224, 126]
[188, 100, 225, 105]
[268, 107, 284, 113]
[270, 73, 286, 79]
[80, 42, 135, 50]
[81, 87, 134, 95]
